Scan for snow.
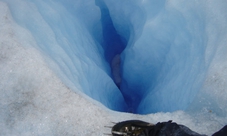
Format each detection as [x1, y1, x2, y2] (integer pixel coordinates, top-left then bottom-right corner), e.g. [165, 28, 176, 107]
[0, 0, 227, 135]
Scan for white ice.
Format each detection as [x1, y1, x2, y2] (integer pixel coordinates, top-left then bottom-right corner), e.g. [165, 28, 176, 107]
[0, 0, 227, 135]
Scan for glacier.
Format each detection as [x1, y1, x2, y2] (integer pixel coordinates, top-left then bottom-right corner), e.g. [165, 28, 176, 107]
[0, 0, 227, 135]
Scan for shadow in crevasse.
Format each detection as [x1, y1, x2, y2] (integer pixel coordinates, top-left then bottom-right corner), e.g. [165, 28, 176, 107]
[95, 0, 142, 113]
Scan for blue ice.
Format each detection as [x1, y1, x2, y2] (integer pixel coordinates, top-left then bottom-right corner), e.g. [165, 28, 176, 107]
[3, 0, 227, 115]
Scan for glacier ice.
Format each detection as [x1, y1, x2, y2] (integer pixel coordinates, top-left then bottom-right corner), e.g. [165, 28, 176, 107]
[0, 0, 227, 135]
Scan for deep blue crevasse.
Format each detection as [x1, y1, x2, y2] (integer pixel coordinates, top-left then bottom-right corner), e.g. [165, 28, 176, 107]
[94, 0, 208, 114]
[95, 0, 141, 113]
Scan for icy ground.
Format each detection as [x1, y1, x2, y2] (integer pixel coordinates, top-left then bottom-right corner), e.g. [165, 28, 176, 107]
[0, 0, 227, 135]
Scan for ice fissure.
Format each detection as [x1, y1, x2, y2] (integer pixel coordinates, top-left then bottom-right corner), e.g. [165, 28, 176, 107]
[90, 0, 227, 114]
[95, 0, 126, 88]
[94, 0, 206, 114]
[94, 0, 147, 113]
[2, 0, 227, 116]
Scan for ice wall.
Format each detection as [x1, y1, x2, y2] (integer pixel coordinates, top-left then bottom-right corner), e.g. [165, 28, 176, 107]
[120, 0, 227, 113]
[134, 0, 227, 114]
[1, 0, 227, 116]
[104, 0, 227, 114]
[1, 0, 128, 112]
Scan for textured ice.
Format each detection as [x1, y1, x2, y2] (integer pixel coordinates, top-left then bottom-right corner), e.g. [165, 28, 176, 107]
[0, 0, 227, 135]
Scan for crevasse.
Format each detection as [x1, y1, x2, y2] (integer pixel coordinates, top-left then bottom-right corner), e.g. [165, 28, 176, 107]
[3, 0, 227, 115]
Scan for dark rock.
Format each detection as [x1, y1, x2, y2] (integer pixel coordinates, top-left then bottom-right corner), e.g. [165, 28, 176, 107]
[212, 125, 227, 136]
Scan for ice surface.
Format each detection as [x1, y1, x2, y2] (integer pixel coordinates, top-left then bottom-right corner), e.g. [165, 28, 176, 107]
[121, 0, 227, 114]
[0, 0, 227, 135]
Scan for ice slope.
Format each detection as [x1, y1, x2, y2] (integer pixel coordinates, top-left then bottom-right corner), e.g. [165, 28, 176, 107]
[0, 0, 227, 135]
[1, 0, 128, 112]
[120, 0, 227, 114]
